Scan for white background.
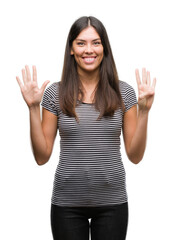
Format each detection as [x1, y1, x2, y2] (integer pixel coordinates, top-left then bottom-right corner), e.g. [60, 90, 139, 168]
[0, 0, 172, 239]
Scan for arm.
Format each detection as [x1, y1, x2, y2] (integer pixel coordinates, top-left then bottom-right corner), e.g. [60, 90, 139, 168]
[123, 68, 156, 164]
[30, 106, 57, 165]
[123, 105, 148, 164]
[16, 65, 57, 165]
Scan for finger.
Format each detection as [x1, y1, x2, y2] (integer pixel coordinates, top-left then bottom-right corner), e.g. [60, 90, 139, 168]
[135, 69, 141, 89]
[22, 68, 27, 84]
[147, 71, 151, 86]
[25, 65, 31, 82]
[16, 76, 23, 89]
[41, 80, 50, 93]
[32, 65, 37, 83]
[152, 78, 156, 89]
[142, 68, 147, 84]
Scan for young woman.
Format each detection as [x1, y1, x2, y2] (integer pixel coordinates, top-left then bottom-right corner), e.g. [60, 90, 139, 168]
[16, 16, 156, 240]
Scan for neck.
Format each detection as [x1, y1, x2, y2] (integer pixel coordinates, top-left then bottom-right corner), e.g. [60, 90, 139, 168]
[78, 68, 100, 90]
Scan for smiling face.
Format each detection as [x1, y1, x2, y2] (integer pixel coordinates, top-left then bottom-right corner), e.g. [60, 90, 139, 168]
[71, 26, 104, 75]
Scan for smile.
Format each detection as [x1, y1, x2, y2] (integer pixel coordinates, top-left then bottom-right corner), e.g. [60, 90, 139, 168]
[82, 57, 97, 64]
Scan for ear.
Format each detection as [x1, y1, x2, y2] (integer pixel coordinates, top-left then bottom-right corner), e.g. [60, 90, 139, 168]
[70, 48, 74, 55]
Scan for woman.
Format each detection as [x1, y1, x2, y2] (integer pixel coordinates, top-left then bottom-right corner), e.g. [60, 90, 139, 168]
[16, 16, 156, 240]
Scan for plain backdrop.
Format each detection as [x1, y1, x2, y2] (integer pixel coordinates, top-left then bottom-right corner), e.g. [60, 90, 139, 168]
[0, 0, 172, 239]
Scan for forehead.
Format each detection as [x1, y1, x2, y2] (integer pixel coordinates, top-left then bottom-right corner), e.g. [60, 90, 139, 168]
[76, 26, 100, 40]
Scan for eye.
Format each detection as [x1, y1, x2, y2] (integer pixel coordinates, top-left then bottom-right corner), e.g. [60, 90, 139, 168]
[93, 41, 101, 46]
[77, 42, 85, 46]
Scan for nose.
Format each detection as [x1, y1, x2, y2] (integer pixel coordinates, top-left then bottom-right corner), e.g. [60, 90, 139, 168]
[85, 43, 93, 54]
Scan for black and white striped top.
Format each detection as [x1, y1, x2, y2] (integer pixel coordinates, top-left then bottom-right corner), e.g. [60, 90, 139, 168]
[41, 81, 137, 207]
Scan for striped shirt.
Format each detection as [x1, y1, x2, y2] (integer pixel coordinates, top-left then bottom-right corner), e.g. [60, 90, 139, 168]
[41, 81, 137, 207]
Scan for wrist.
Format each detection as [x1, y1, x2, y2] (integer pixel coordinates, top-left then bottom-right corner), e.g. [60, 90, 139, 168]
[29, 104, 40, 112]
[138, 107, 149, 117]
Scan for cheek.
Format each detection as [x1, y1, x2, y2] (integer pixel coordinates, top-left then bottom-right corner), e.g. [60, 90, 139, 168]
[73, 51, 85, 65]
[98, 52, 104, 61]
[96, 47, 104, 57]
[75, 49, 84, 57]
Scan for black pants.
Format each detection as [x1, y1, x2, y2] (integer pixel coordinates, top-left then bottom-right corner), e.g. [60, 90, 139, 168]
[51, 202, 128, 240]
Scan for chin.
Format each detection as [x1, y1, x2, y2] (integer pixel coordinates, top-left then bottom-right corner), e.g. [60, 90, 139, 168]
[81, 65, 100, 72]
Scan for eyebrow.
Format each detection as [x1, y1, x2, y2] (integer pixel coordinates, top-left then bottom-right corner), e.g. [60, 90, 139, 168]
[75, 38, 101, 42]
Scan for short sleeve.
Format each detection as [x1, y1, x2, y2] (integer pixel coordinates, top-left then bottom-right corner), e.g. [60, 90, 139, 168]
[41, 82, 59, 116]
[119, 81, 137, 113]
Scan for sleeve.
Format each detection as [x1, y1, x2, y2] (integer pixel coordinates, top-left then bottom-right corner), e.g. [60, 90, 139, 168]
[41, 82, 59, 116]
[123, 82, 137, 113]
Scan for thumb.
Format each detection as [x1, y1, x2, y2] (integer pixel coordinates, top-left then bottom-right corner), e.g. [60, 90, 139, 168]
[41, 80, 50, 93]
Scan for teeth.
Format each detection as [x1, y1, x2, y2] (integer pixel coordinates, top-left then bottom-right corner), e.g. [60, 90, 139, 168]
[84, 58, 95, 62]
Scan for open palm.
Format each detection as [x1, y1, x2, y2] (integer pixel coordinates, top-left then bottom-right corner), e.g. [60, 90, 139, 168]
[16, 65, 49, 108]
[135, 68, 156, 112]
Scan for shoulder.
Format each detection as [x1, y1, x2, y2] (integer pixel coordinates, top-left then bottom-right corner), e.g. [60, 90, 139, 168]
[41, 82, 60, 116]
[119, 80, 136, 98]
[44, 81, 60, 97]
[119, 80, 137, 112]
[119, 80, 135, 94]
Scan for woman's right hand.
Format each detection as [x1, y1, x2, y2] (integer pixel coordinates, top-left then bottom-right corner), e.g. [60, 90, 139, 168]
[16, 65, 50, 109]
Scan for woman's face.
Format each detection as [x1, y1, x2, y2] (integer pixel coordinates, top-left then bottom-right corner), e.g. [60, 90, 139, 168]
[71, 26, 104, 74]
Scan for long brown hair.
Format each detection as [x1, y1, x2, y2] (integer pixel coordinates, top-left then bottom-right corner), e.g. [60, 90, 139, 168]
[59, 16, 124, 122]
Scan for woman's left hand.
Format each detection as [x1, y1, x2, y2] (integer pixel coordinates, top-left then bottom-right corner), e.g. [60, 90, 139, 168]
[135, 68, 156, 112]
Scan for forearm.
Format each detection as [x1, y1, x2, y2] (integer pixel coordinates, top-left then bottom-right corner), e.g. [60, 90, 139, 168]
[29, 106, 49, 165]
[128, 110, 149, 164]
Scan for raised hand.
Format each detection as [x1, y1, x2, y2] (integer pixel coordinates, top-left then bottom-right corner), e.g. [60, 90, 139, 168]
[135, 68, 156, 112]
[16, 65, 50, 108]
